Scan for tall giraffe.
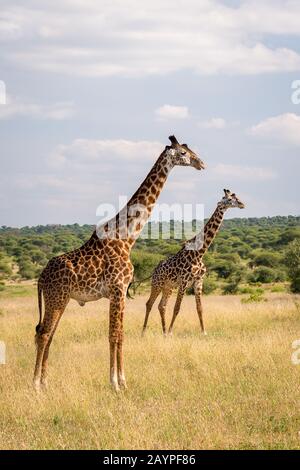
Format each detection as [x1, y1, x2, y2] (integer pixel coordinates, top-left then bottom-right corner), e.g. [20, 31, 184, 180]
[142, 189, 245, 336]
[33, 136, 205, 392]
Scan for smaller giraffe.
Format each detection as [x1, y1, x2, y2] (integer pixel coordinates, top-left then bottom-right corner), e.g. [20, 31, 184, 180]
[142, 189, 245, 336]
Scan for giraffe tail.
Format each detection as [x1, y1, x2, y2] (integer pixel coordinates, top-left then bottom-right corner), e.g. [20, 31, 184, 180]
[126, 275, 153, 299]
[35, 281, 43, 334]
[126, 282, 135, 300]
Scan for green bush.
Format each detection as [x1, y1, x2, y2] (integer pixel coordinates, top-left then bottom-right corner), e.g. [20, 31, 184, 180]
[202, 277, 218, 295]
[270, 285, 286, 293]
[248, 266, 276, 283]
[131, 250, 164, 281]
[250, 250, 282, 268]
[223, 282, 239, 295]
[0, 252, 12, 279]
[284, 240, 300, 293]
[290, 275, 300, 293]
[18, 259, 38, 280]
[241, 292, 266, 303]
[239, 286, 264, 295]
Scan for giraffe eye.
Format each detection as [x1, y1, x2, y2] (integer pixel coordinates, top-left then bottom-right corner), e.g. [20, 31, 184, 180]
[181, 150, 186, 155]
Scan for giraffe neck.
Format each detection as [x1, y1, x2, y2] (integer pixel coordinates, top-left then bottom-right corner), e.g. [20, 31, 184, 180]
[202, 205, 226, 252]
[95, 149, 173, 248]
[187, 205, 226, 257]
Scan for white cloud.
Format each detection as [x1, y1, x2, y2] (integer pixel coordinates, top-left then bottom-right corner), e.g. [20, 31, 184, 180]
[198, 117, 223, 129]
[198, 118, 227, 129]
[250, 113, 300, 146]
[0, 95, 74, 120]
[9, 138, 167, 220]
[155, 105, 189, 121]
[212, 163, 277, 181]
[1, 1, 300, 77]
[49, 139, 163, 169]
[198, 117, 240, 129]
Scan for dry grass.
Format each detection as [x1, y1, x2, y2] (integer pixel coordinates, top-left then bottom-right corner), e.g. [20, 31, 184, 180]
[0, 289, 299, 449]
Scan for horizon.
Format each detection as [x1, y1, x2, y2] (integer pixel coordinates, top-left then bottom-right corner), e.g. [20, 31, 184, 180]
[1, 214, 299, 231]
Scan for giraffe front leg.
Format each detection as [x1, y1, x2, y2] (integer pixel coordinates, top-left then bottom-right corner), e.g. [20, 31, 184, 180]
[109, 287, 126, 392]
[194, 278, 206, 335]
[109, 340, 119, 392]
[117, 299, 127, 390]
[117, 339, 127, 390]
[168, 285, 185, 335]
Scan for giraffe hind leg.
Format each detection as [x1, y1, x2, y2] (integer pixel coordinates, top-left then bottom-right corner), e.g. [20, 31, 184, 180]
[194, 279, 206, 334]
[40, 311, 65, 389]
[142, 286, 161, 336]
[158, 288, 172, 336]
[168, 286, 185, 335]
[33, 296, 69, 391]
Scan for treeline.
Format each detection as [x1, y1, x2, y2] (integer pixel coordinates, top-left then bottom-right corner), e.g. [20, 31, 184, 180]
[0, 216, 300, 294]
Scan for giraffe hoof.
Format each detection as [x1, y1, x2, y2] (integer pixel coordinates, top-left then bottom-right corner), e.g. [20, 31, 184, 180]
[203, 331, 208, 336]
[33, 379, 41, 393]
[111, 381, 120, 393]
[119, 380, 127, 390]
[41, 379, 48, 390]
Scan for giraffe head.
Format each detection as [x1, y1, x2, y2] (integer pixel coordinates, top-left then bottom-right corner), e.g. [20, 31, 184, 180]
[219, 189, 245, 210]
[165, 135, 205, 170]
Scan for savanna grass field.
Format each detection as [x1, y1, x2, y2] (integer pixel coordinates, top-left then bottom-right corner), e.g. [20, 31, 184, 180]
[1, 284, 299, 450]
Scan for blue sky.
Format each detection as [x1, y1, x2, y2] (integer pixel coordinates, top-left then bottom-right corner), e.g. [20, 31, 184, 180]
[0, 0, 299, 227]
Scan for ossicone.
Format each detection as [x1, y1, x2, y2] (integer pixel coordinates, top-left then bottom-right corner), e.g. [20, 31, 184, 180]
[169, 135, 179, 146]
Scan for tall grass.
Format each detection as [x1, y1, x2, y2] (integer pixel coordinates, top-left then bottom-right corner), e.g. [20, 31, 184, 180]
[0, 291, 299, 449]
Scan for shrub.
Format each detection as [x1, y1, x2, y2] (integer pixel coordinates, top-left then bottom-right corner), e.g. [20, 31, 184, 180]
[202, 277, 218, 295]
[284, 240, 300, 293]
[250, 250, 282, 268]
[131, 250, 164, 281]
[270, 285, 286, 293]
[249, 266, 276, 284]
[223, 282, 239, 295]
[241, 292, 266, 303]
[239, 286, 264, 295]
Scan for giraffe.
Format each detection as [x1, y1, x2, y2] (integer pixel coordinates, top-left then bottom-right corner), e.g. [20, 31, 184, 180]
[33, 135, 205, 392]
[142, 189, 245, 336]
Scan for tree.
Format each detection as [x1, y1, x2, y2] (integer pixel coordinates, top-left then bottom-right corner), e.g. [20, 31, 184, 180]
[250, 250, 282, 268]
[248, 266, 276, 283]
[0, 251, 12, 280]
[202, 276, 218, 295]
[284, 239, 300, 292]
[131, 251, 164, 281]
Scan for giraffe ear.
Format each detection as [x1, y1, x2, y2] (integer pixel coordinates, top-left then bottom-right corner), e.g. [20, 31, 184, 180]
[169, 135, 179, 146]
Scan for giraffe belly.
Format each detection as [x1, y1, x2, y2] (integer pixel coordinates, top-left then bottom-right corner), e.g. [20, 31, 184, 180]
[71, 282, 110, 304]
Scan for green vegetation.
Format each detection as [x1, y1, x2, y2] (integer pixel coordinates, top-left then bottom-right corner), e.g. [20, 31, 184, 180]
[284, 239, 300, 293]
[0, 216, 299, 293]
